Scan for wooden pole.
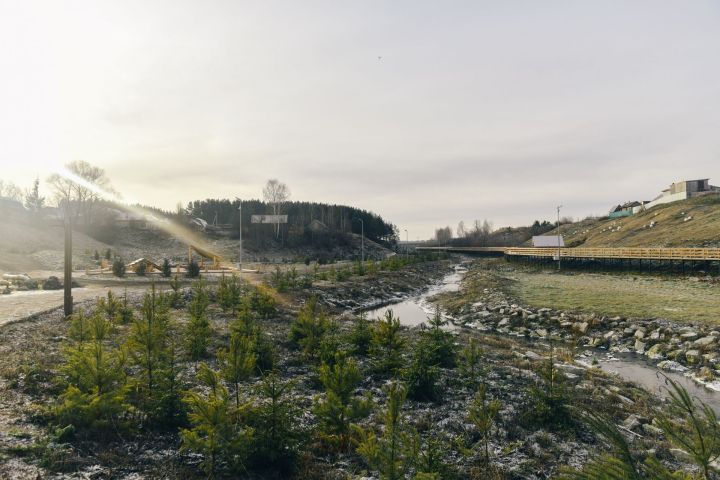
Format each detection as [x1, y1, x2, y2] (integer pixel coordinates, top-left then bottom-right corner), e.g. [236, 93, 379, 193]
[64, 214, 73, 317]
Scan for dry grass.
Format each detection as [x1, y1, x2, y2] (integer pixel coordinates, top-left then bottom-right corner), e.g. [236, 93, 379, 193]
[543, 195, 720, 248]
[508, 270, 720, 323]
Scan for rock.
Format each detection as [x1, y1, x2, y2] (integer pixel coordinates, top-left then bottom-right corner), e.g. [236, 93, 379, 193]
[680, 331, 700, 341]
[535, 329, 548, 338]
[657, 360, 688, 372]
[42, 276, 63, 290]
[622, 414, 645, 432]
[685, 350, 702, 364]
[694, 336, 717, 349]
[634, 340, 646, 354]
[573, 322, 589, 334]
[634, 329, 646, 340]
[525, 351, 543, 361]
[646, 343, 666, 360]
[497, 318, 509, 327]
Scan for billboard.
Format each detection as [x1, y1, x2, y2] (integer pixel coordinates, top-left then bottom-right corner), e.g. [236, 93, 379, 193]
[251, 215, 288, 224]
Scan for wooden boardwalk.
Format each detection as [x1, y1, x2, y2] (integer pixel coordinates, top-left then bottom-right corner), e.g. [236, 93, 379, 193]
[417, 246, 720, 261]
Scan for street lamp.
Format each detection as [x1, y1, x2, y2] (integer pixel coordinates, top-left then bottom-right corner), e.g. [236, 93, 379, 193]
[235, 198, 242, 274]
[404, 229, 408, 259]
[556, 204, 563, 271]
[353, 217, 364, 263]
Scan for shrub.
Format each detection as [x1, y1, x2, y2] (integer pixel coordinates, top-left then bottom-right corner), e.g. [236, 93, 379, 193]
[248, 373, 304, 474]
[185, 281, 212, 360]
[250, 285, 277, 319]
[135, 261, 147, 276]
[217, 274, 243, 315]
[218, 333, 257, 408]
[369, 310, 405, 375]
[125, 285, 185, 428]
[421, 306, 456, 368]
[468, 384, 501, 465]
[186, 259, 200, 278]
[231, 301, 275, 373]
[54, 319, 128, 437]
[161, 258, 172, 277]
[180, 364, 253, 477]
[314, 355, 372, 450]
[524, 347, 571, 430]
[288, 297, 331, 360]
[404, 337, 442, 402]
[168, 275, 183, 308]
[655, 375, 720, 479]
[459, 338, 484, 389]
[112, 259, 126, 278]
[353, 381, 416, 480]
[348, 313, 373, 356]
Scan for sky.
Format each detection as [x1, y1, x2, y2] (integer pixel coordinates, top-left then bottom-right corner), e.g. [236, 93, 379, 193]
[1, 0, 719, 239]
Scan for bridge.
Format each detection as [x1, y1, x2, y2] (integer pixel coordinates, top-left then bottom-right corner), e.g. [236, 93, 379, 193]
[417, 246, 720, 262]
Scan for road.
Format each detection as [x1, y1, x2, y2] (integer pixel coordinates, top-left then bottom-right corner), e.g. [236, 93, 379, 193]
[0, 285, 151, 327]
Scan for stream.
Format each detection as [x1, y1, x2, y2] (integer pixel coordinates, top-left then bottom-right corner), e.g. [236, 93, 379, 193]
[365, 264, 720, 411]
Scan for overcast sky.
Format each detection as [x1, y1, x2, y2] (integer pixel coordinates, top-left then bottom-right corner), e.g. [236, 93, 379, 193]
[2, 1, 719, 239]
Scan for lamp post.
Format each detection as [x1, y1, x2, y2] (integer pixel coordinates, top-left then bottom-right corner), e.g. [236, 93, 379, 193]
[404, 229, 408, 259]
[353, 217, 364, 263]
[236, 198, 242, 274]
[556, 205, 563, 271]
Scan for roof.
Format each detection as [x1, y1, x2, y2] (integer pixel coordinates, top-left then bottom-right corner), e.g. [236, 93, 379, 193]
[532, 236, 565, 247]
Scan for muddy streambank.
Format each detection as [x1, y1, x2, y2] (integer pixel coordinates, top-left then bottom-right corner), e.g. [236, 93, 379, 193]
[308, 260, 458, 312]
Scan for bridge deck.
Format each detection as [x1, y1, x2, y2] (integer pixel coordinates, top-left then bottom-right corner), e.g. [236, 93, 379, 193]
[417, 246, 720, 261]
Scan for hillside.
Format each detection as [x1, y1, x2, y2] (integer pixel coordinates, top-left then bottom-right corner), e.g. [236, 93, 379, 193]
[0, 201, 391, 275]
[544, 194, 720, 248]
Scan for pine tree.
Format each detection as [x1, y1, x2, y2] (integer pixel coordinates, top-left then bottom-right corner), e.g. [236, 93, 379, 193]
[369, 310, 405, 375]
[161, 258, 172, 278]
[218, 333, 257, 408]
[248, 373, 304, 473]
[468, 384, 501, 465]
[181, 364, 253, 476]
[288, 297, 331, 360]
[314, 355, 372, 450]
[353, 381, 416, 480]
[217, 274, 243, 315]
[185, 281, 212, 360]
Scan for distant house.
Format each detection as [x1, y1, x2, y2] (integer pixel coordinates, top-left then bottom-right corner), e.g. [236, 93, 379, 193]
[532, 236, 564, 248]
[608, 201, 643, 218]
[631, 178, 720, 213]
[126, 258, 162, 273]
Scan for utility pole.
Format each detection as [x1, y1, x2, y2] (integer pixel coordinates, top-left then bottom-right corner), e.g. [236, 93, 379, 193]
[353, 217, 364, 263]
[557, 204, 563, 271]
[236, 198, 242, 274]
[63, 203, 73, 317]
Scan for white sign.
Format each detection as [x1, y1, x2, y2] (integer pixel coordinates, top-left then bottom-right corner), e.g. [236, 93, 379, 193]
[251, 215, 288, 224]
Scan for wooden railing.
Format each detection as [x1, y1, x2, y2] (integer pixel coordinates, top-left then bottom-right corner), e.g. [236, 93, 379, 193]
[504, 247, 720, 261]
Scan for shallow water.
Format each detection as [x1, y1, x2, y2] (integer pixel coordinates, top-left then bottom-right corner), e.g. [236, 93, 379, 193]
[363, 266, 464, 327]
[584, 352, 720, 412]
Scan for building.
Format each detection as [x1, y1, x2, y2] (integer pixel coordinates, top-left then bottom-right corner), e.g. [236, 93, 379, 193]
[631, 179, 720, 213]
[608, 201, 643, 218]
[532, 236, 564, 247]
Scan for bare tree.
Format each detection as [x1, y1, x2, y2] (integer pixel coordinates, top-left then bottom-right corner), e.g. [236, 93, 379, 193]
[457, 220, 466, 239]
[0, 180, 24, 202]
[262, 179, 290, 238]
[47, 161, 114, 224]
[435, 226, 453, 245]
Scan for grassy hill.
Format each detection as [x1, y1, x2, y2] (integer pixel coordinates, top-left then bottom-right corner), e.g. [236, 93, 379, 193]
[543, 194, 720, 248]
